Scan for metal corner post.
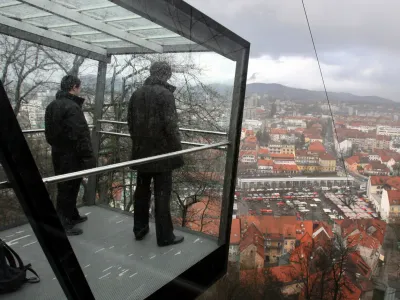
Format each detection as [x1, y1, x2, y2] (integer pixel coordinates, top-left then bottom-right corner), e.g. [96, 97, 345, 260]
[85, 60, 108, 205]
[218, 47, 250, 247]
[0, 80, 95, 300]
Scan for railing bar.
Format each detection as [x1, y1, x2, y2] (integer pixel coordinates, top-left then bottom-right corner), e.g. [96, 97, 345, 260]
[98, 131, 227, 149]
[22, 125, 94, 134]
[0, 142, 229, 188]
[44, 141, 229, 184]
[0, 181, 11, 190]
[98, 130, 227, 149]
[21, 123, 227, 136]
[97, 119, 228, 136]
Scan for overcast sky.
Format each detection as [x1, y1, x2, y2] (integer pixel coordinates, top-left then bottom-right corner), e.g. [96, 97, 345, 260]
[186, 0, 400, 101]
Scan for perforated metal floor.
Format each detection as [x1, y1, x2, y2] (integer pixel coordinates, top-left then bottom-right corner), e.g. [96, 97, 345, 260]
[0, 206, 218, 300]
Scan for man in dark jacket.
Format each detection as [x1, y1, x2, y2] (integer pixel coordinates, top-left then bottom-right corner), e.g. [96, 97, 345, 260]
[128, 61, 184, 247]
[45, 75, 95, 236]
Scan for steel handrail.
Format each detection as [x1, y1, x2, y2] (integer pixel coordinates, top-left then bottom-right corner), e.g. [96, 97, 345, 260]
[0, 141, 229, 188]
[97, 119, 228, 136]
[98, 130, 228, 149]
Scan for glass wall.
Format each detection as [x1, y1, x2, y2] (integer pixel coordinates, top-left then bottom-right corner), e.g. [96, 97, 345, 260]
[0, 16, 240, 300]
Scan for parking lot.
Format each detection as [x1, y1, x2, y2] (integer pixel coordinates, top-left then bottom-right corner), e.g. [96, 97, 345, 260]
[236, 186, 350, 222]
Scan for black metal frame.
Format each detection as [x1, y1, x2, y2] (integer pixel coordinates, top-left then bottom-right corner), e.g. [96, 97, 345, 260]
[0, 0, 250, 299]
[0, 81, 95, 300]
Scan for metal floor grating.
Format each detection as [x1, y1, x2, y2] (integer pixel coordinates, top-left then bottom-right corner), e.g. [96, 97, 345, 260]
[0, 206, 219, 300]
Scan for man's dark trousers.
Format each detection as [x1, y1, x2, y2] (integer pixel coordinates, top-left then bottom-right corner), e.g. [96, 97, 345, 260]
[52, 150, 82, 220]
[133, 171, 175, 243]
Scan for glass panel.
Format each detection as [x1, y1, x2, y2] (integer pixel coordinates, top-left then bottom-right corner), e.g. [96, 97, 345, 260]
[52, 25, 99, 36]
[108, 18, 156, 30]
[0, 0, 20, 5]
[73, 32, 118, 42]
[151, 37, 195, 46]
[0, 3, 44, 18]
[133, 28, 174, 38]
[26, 15, 78, 28]
[1, 0, 244, 298]
[81, 6, 133, 21]
[92, 40, 135, 48]
[61, 0, 110, 9]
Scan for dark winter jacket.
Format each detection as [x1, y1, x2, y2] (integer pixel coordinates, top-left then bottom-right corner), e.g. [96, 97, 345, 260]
[44, 91, 95, 174]
[127, 76, 184, 173]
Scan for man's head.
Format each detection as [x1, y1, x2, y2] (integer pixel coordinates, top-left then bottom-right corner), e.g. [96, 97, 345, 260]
[60, 75, 81, 95]
[150, 61, 172, 82]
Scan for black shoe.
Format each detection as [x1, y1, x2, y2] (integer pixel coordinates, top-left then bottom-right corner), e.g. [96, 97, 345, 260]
[134, 226, 149, 240]
[71, 215, 88, 225]
[158, 236, 184, 247]
[60, 216, 83, 236]
[65, 227, 83, 236]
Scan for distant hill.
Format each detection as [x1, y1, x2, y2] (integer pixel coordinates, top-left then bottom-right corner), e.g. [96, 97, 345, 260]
[246, 83, 394, 104]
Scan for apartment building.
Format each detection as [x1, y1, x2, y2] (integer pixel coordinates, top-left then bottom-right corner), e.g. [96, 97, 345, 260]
[377, 125, 400, 137]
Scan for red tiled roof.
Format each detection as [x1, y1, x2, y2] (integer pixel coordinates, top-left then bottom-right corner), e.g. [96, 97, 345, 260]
[296, 220, 314, 240]
[273, 164, 299, 172]
[239, 150, 257, 157]
[319, 152, 336, 161]
[380, 155, 392, 163]
[348, 252, 372, 278]
[184, 198, 221, 236]
[258, 147, 270, 155]
[375, 149, 400, 160]
[339, 218, 386, 247]
[370, 176, 391, 185]
[186, 218, 220, 236]
[270, 128, 288, 135]
[269, 265, 301, 283]
[385, 177, 400, 190]
[304, 128, 321, 135]
[187, 198, 221, 219]
[347, 233, 381, 250]
[300, 272, 362, 300]
[387, 190, 400, 206]
[364, 162, 389, 172]
[354, 152, 369, 157]
[258, 159, 274, 166]
[313, 221, 333, 238]
[376, 135, 391, 141]
[270, 153, 295, 159]
[308, 141, 326, 152]
[230, 219, 241, 245]
[346, 156, 360, 165]
[240, 223, 265, 258]
[240, 216, 297, 238]
[245, 136, 257, 144]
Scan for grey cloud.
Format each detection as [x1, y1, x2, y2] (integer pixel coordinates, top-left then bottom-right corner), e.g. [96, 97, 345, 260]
[188, 0, 400, 60]
[187, 0, 400, 99]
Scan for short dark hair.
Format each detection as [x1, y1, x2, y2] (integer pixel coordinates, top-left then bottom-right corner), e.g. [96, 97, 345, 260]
[60, 75, 81, 92]
[150, 61, 172, 78]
